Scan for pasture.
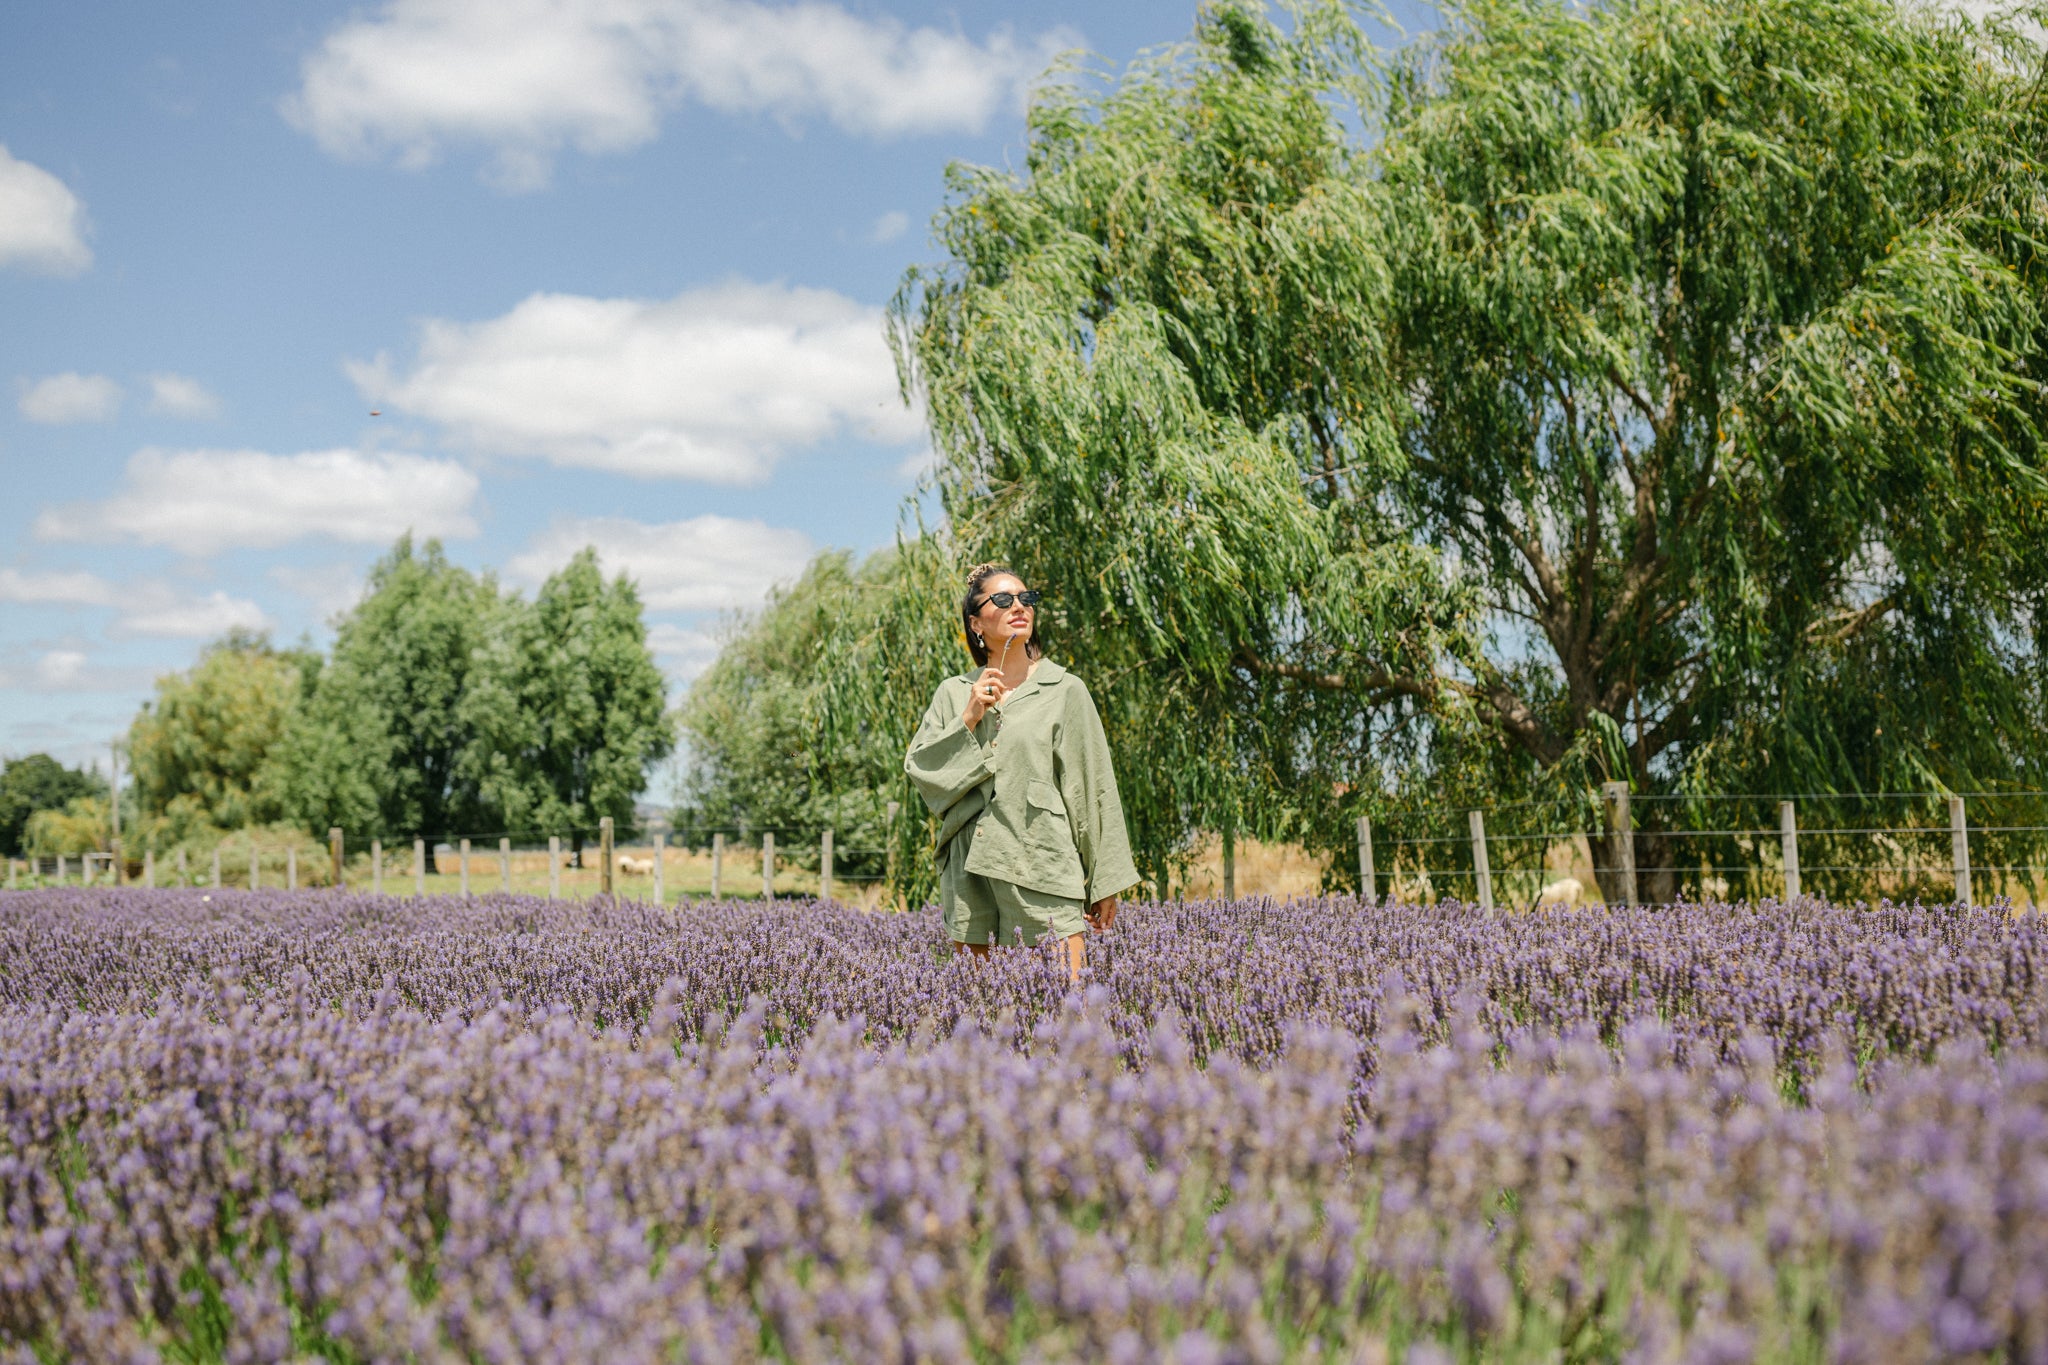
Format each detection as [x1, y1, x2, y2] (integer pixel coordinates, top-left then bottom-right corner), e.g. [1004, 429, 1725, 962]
[0, 887, 2041, 1362]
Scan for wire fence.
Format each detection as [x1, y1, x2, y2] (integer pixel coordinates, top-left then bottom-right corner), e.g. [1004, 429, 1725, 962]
[12, 790, 2048, 908]
[1359, 787, 2048, 908]
[4, 815, 900, 906]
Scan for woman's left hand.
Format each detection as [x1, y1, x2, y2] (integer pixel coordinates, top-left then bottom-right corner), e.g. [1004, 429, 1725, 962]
[1086, 895, 1118, 931]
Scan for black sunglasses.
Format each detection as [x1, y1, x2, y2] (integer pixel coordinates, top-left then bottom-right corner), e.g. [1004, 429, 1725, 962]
[974, 589, 1042, 611]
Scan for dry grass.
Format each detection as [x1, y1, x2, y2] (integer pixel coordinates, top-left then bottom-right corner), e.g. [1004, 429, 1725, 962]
[340, 844, 896, 909]
[1175, 835, 1331, 899]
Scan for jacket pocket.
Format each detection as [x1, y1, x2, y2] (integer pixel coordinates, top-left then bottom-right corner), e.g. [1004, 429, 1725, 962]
[1026, 780, 1068, 818]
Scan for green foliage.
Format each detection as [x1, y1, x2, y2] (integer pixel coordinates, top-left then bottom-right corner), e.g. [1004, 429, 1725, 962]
[281, 536, 505, 840]
[463, 548, 676, 850]
[678, 549, 932, 881]
[1366, 0, 2048, 894]
[126, 632, 312, 843]
[821, 0, 2048, 901]
[866, 0, 1475, 894]
[22, 796, 109, 858]
[0, 753, 104, 857]
[123, 537, 676, 853]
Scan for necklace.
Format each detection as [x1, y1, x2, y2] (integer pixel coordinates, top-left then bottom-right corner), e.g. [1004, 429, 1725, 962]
[989, 634, 1013, 752]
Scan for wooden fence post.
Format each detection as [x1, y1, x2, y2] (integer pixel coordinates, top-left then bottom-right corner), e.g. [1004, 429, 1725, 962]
[414, 839, 426, 896]
[1469, 809, 1493, 911]
[548, 836, 561, 900]
[1222, 826, 1236, 901]
[57, 853, 68, 885]
[1780, 800, 1800, 901]
[286, 846, 297, 891]
[1950, 795, 1972, 906]
[885, 801, 900, 905]
[111, 838, 124, 885]
[1357, 816, 1375, 903]
[762, 831, 775, 902]
[143, 849, 155, 887]
[1603, 782, 1638, 906]
[330, 828, 344, 889]
[499, 837, 511, 893]
[599, 818, 614, 898]
[820, 829, 833, 901]
[371, 839, 383, 895]
[459, 838, 471, 896]
[711, 833, 724, 899]
[653, 832, 666, 904]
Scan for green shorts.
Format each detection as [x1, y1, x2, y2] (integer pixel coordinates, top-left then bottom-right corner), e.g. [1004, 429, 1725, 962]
[939, 837, 1089, 946]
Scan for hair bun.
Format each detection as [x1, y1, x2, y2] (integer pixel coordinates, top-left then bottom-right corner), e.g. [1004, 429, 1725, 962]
[964, 561, 1008, 589]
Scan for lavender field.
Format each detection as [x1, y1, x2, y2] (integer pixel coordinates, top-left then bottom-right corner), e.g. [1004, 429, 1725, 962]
[0, 890, 2043, 1363]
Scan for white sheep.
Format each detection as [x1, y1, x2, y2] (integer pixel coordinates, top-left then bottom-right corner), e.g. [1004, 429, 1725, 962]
[617, 855, 655, 876]
[1534, 876, 1584, 907]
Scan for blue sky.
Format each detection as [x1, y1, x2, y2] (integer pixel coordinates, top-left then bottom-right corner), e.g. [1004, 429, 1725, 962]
[0, 0, 1421, 783]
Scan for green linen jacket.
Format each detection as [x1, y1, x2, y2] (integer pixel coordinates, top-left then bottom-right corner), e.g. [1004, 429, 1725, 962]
[904, 659, 1141, 904]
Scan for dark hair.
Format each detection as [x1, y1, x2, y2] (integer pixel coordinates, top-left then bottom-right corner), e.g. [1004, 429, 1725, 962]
[960, 562, 1044, 667]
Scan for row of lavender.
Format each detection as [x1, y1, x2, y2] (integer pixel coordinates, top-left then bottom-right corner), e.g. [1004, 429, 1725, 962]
[0, 889, 2042, 1362]
[3, 889, 2040, 1077]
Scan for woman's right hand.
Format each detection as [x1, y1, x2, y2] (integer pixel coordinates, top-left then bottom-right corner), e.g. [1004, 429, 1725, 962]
[963, 667, 1009, 728]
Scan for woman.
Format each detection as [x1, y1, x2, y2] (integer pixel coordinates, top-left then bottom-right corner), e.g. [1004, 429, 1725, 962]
[904, 563, 1139, 977]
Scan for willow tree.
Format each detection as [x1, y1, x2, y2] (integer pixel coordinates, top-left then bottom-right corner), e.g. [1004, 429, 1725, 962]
[846, 0, 2048, 900]
[859, 0, 1472, 897]
[1366, 0, 2048, 895]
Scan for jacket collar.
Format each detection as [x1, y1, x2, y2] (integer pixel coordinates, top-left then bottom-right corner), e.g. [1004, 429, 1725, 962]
[961, 657, 1067, 698]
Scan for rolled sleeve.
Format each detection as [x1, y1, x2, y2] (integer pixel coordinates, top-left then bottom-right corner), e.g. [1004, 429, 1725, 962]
[905, 685, 996, 818]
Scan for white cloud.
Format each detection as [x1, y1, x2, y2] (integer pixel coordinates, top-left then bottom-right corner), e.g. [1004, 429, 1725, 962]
[270, 562, 368, 621]
[145, 373, 223, 419]
[0, 567, 273, 640]
[286, 0, 1073, 189]
[0, 647, 154, 696]
[18, 372, 121, 424]
[895, 442, 938, 482]
[33, 447, 480, 556]
[508, 514, 814, 611]
[113, 591, 271, 640]
[35, 650, 88, 688]
[0, 145, 91, 274]
[0, 567, 119, 607]
[351, 280, 924, 482]
[868, 209, 910, 244]
[646, 621, 723, 681]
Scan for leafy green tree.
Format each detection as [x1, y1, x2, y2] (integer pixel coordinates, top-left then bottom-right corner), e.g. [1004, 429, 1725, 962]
[126, 632, 313, 842]
[844, 0, 2048, 900]
[463, 548, 675, 859]
[860, 0, 1467, 895]
[24, 797, 111, 858]
[0, 754, 105, 857]
[283, 536, 503, 841]
[1362, 0, 2048, 895]
[678, 549, 918, 878]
